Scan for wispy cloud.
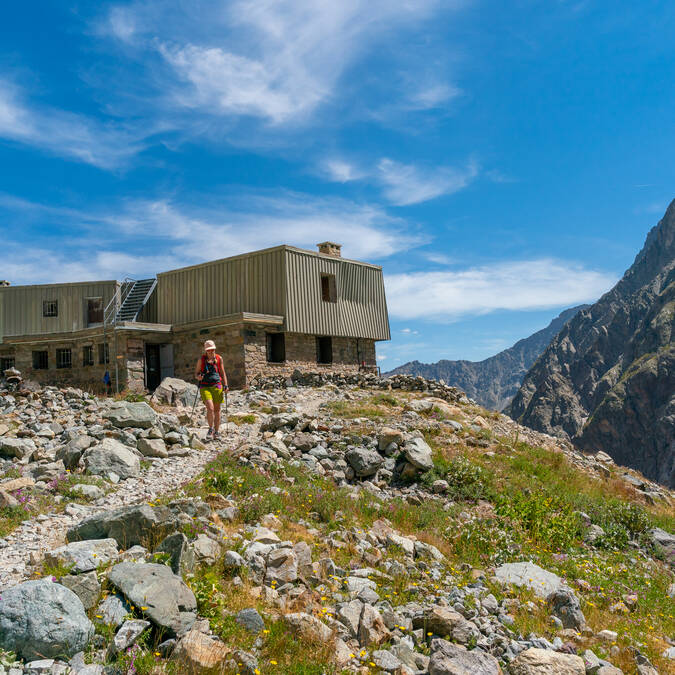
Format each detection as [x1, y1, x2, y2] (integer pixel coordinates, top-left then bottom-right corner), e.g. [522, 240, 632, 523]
[0, 78, 143, 169]
[0, 190, 426, 284]
[386, 259, 616, 320]
[320, 159, 364, 183]
[377, 157, 478, 205]
[99, 0, 456, 129]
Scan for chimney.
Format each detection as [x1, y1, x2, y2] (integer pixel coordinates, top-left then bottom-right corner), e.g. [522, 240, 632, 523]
[317, 242, 342, 258]
[0, 281, 10, 287]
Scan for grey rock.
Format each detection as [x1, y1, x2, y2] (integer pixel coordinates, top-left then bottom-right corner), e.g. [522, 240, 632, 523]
[265, 547, 298, 584]
[56, 436, 95, 470]
[137, 437, 168, 458]
[223, 550, 245, 569]
[404, 436, 434, 471]
[69, 483, 105, 500]
[371, 649, 402, 672]
[547, 588, 586, 630]
[236, 608, 265, 633]
[650, 527, 675, 566]
[151, 378, 198, 408]
[82, 438, 140, 480]
[95, 595, 130, 627]
[429, 637, 502, 674]
[108, 562, 197, 637]
[60, 571, 101, 610]
[156, 532, 196, 577]
[108, 619, 150, 657]
[0, 579, 94, 660]
[104, 401, 158, 429]
[67, 503, 180, 548]
[345, 447, 384, 477]
[495, 561, 565, 598]
[0, 437, 36, 461]
[45, 538, 119, 574]
[192, 534, 221, 565]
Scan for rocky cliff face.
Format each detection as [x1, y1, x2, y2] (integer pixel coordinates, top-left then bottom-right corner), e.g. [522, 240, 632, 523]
[385, 306, 586, 410]
[508, 200, 675, 487]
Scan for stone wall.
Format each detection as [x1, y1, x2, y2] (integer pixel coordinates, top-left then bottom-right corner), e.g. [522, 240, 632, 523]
[244, 331, 377, 385]
[171, 323, 246, 389]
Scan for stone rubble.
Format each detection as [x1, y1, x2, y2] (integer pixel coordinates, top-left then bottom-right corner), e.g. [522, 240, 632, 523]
[0, 371, 672, 674]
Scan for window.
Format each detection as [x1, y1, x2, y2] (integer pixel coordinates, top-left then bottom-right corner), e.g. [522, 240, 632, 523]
[0, 357, 15, 372]
[320, 274, 337, 303]
[43, 300, 58, 317]
[266, 333, 285, 363]
[316, 336, 332, 364]
[83, 345, 94, 366]
[98, 343, 109, 365]
[32, 350, 48, 370]
[56, 348, 72, 369]
[87, 297, 103, 325]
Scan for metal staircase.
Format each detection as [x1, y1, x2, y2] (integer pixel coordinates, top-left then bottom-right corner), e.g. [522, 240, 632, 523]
[114, 278, 156, 322]
[102, 276, 157, 395]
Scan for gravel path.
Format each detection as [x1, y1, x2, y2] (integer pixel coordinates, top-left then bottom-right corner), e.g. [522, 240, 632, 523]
[0, 423, 251, 591]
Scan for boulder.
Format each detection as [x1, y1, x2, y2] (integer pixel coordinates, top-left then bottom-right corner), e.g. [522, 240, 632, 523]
[429, 638, 502, 674]
[137, 437, 168, 458]
[265, 547, 298, 584]
[378, 428, 404, 451]
[358, 604, 391, 646]
[96, 594, 131, 627]
[283, 612, 333, 642]
[104, 401, 157, 429]
[547, 588, 586, 629]
[56, 436, 95, 470]
[404, 436, 434, 471]
[108, 619, 150, 657]
[423, 607, 479, 645]
[0, 579, 93, 660]
[171, 628, 230, 673]
[156, 532, 196, 577]
[108, 562, 197, 637]
[236, 608, 265, 633]
[345, 447, 384, 477]
[0, 437, 36, 461]
[192, 534, 222, 566]
[151, 378, 198, 408]
[45, 538, 119, 574]
[650, 527, 675, 567]
[82, 438, 140, 480]
[494, 561, 566, 598]
[509, 648, 585, 674]
[67, 504, 181, 549]
[59, 571, 101, 610]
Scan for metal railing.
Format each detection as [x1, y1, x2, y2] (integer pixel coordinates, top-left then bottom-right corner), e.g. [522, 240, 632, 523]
[102, 277, 137, 396]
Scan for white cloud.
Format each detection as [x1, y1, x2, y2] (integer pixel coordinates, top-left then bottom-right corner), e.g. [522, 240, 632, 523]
[102, 0, 450, 126]
[0, 79, 142, 169]
[385, 259, 616, 320]
[408, 82, 461, 110]
[321, 159, 363, 183]
[377, 158, 478, 205]
[0, 190, 426, 285]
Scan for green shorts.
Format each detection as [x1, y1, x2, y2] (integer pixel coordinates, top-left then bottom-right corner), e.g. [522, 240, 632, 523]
[200, 386, 223, 405]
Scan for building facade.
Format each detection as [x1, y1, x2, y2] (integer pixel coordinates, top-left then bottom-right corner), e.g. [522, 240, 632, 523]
[0, 243, 390, 392]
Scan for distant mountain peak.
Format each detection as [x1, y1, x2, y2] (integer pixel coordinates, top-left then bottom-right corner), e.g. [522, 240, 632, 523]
[385, 305, 587, 411]
[507, 201, 675, 487]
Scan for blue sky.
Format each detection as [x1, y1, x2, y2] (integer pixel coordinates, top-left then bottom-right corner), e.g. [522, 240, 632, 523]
[1, 1, 673, 367]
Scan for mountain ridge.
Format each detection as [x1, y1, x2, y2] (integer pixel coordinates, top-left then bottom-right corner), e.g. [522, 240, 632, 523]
[507, 199, 675, 487]
[385, 305, 587, 410]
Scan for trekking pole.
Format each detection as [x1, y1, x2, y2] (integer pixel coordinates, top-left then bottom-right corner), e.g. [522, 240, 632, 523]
[225, 390, 229, 436]
[189, 386, 199, 427]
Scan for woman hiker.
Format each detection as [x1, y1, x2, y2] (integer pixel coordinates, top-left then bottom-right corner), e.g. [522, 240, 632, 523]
[194, 340, 228, 440]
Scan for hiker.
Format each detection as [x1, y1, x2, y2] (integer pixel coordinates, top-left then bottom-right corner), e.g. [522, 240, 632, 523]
[194, 340, 228, 440]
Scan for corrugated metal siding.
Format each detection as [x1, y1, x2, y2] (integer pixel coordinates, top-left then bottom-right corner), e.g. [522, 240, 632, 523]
[284, 250, 390, 340]
[0, 282, 118, 337]
[156, 248, 286, 324]
[136, 287, 158, 323]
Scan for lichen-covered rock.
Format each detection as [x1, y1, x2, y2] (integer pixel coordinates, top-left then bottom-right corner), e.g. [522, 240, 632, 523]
[82, 438, 140, 480]
[0, 579, 93, 660]
[429, 638, 502, 674]
[510, 647, 585, 674]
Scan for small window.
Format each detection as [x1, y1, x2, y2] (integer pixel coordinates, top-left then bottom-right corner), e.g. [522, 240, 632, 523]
[83, 345, 94, 367]
[0, 357, 15, 372]
[266, 333, 285, 363]
[316, 336, 332, 364]
[56, 348, 72, 369]
[87, 297, 103, 325]
[98, 343, 109, 365]
[43, 300, 58, 317]
[32, 350, 49, 370]
[321, 274, 337, 303]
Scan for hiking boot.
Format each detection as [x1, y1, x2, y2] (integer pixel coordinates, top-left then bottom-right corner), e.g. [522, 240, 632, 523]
[213, 430, 221, 441]
[206, 427, 214, 440]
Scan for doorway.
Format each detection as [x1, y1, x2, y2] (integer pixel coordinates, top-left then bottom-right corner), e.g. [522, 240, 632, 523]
[146, 344, 161, 390]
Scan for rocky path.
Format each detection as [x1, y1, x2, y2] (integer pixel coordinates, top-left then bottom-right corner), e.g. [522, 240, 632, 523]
[0, 386, 333, 592]
[0, 423, 251, 591]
